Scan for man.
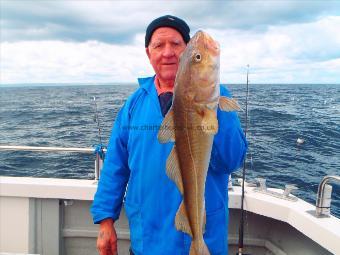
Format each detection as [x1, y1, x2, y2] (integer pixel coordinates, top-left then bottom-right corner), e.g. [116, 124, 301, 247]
[91, 15, 247, 255]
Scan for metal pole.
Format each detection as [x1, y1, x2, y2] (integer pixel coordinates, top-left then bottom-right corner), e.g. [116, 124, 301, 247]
[238, 65, 250, 255]
[0, 145, 107, 180]
[95, 153, 101, 180]
[316, 175, 340, 217]
[0, 145, 97, 153]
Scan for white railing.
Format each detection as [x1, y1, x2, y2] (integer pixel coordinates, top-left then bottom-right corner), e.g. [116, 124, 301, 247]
[0, 145, 106, 180]
[316, 175, 340, 217]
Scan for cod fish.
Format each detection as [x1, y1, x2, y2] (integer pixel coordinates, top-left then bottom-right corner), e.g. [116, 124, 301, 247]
[157, 31, 240, 255]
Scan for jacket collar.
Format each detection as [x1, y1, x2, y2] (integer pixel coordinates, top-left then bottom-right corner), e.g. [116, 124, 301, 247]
[137, 75, 162, 117]
[138, 75, 156, 95]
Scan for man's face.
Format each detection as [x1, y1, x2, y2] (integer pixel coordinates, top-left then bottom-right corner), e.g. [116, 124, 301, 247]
[146, 27, 186, 83]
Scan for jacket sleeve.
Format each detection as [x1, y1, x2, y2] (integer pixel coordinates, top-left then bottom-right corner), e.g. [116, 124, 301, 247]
[91, 102, 130, 224]
[209, 86, 248, 175]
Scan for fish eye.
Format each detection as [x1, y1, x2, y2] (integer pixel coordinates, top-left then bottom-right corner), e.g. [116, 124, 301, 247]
[194, 53, 201, 62]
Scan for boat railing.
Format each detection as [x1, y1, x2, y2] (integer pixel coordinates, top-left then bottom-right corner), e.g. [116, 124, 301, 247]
[315, 175, 340, 218]
[0, 145, 106, 180]
[1, 145, 339, 217]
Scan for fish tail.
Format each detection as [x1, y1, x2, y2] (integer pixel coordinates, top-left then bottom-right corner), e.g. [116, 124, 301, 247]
[189, 239, 210, 255]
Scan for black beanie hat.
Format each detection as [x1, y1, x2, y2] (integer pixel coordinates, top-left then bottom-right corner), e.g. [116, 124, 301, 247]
[145, 15, 190, 47]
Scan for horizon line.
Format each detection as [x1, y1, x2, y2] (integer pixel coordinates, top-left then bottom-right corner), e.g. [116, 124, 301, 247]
[1, 82, 339, 87]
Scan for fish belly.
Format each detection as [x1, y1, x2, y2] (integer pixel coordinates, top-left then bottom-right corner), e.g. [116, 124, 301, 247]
[174, 108, 214, 239]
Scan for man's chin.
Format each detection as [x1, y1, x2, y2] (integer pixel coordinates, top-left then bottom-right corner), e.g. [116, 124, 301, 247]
[158, 72, 177, 82]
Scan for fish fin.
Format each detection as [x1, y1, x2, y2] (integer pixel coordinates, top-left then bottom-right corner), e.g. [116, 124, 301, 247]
[157, 109, 175, 143]
[189, 239, 210, 255]
[201, 108, 218, 135]
[175, 201, 192, 237]
[219, 96, 241, 112]
[166, 146, 183, 194]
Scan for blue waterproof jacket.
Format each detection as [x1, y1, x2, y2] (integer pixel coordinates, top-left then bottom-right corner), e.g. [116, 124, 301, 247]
[91, 76, 247, 255]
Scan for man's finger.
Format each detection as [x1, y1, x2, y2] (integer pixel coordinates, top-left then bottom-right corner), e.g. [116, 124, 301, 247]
[98, 242, 112, 255]
[98, 248, 108, 255]
[99, 246, 114, 255]
[110, 240, 118, 255]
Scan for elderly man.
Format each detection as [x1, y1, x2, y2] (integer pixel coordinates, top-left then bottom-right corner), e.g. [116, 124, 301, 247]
[91, 15, 247, 255]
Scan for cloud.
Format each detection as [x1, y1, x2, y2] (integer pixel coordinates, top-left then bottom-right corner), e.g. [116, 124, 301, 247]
[1, 38, 153, 84]
[205, 15, 340, 83]
[1, 1, 340, 43]
[1, 1, 340, 84]
[181, 1, 340, 31]
[2, 14, 340, 84]
[1, 1, 186, 43]
[1, 1, 145, 43]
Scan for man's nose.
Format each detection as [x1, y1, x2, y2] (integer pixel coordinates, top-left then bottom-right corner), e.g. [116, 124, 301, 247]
[162, 44, 175, 58]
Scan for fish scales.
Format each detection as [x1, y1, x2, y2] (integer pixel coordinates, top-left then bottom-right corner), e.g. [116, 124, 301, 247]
[158, 30, 240, 255]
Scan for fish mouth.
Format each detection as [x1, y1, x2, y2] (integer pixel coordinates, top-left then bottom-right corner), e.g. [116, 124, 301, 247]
[194, 30, 220, 56]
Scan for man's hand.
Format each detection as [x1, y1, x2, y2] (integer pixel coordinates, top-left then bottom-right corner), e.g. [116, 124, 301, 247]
[97, 218, 118, 255]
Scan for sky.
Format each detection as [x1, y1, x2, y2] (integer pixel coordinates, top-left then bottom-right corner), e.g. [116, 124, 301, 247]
[1, 0, 340, 85]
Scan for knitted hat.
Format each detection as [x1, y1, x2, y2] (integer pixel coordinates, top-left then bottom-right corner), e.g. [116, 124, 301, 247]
[145, 15, 190, 47]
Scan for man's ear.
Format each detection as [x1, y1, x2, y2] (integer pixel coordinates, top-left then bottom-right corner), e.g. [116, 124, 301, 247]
[146, 47, 151, 59]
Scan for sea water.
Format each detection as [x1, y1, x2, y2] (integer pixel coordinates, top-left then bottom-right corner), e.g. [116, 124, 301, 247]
[0, 83, 339, 217]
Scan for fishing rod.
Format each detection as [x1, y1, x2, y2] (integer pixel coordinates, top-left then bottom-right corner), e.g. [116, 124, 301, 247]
[92, 96, 106, 180]
[237, 65, 250, 255]
[93, 96, 103, 145]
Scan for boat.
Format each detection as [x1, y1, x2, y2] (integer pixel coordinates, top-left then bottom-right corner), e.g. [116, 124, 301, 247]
[0, 145, 339, 255]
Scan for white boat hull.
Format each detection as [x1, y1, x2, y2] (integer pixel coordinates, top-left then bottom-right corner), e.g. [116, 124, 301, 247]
[0, 177, 339, 255]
